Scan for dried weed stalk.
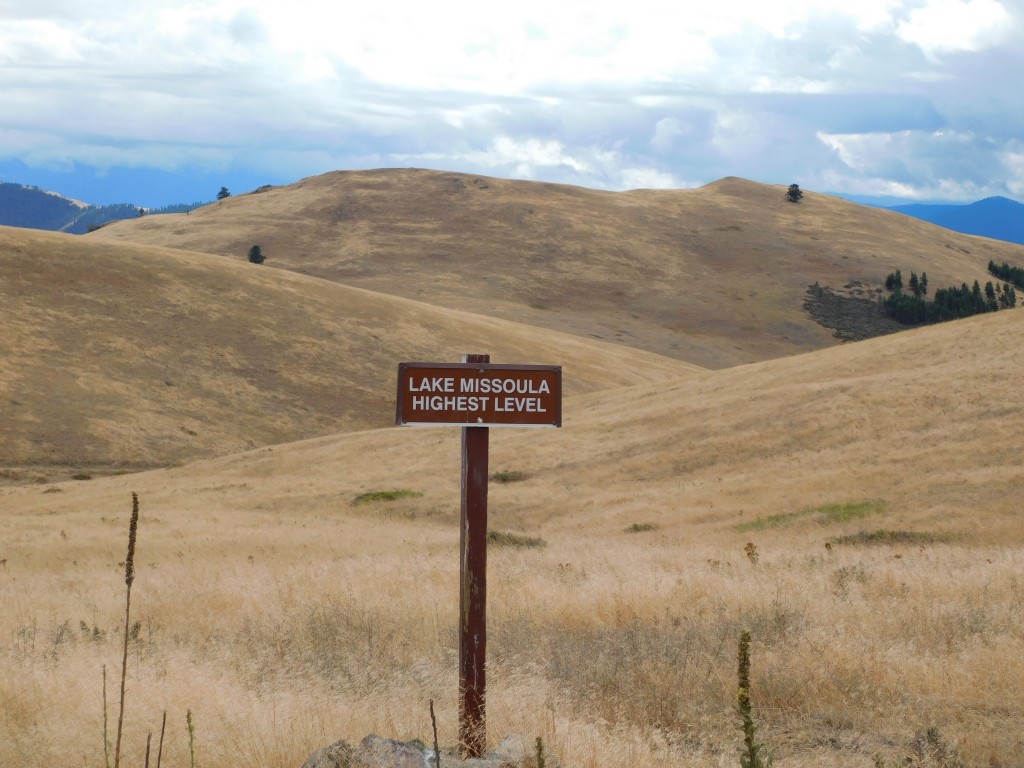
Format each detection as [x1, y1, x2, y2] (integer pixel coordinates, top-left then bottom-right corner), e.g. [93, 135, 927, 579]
[113, 492, 140, 768]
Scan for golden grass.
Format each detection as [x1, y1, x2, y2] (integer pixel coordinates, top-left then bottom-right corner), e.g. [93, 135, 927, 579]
[1, 225, 695, 481]
[6, 169, 1024, 764]
[2, 507, 1020, 766]
[3, 308, 1023, 767]
[88, 170, 1024, 368]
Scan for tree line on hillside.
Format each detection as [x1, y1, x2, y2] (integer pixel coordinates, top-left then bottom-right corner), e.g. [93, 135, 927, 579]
[988, 260, 1024, 290]
[882, 268, 1016, 325]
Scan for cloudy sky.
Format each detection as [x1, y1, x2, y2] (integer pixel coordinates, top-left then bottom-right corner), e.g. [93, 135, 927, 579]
[1, 0, 1022, 207]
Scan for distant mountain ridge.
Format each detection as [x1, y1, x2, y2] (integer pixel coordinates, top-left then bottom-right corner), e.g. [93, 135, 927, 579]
[0, 182, 204, 234]
[5, 175, 1024, 246]
[885, 196, 1024, 246]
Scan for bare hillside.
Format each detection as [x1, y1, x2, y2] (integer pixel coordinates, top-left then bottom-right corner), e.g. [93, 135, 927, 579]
[89, 169, 1024, 368]
[0, 226, 698, 481]
[69, 291, 1024, 544]
[7, 170, 1023, 766]
[4, 306, 1022, 767]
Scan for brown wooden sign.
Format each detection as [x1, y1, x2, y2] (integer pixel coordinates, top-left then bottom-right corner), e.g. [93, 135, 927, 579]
[396, 355, 561, 758]
[396, 362, 562, 427]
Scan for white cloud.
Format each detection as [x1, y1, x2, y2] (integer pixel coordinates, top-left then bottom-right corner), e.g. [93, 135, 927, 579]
[818, 132, 879, 172]
[2, 0, 1024, 202]
[750, 74, 834, 94]
[0, 0, 901, 95]
[393, 135, 673, 191]
[1003, 151, 1024, 197]
[650, 118, 684, 152]
[896, 0, 1013, 59]
[816, 127, 1023, 199]
[619, 167, 680, 190]
[0, 19, 86, 65]
[456, 136, 594, 177]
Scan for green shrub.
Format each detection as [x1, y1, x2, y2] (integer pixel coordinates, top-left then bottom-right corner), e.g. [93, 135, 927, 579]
[829, 529, 957, 547]
[352, 489, 422, 505]
[487, 530, 545, 549]
[491, 470, 528, 483]
[625, 523, 657, 533]
[735, 501, 883, 531]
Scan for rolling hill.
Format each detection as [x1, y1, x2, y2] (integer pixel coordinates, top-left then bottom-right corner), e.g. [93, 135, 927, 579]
[31, 296, 1020, 541]
[87, 170, 1024, 369]
[0, 224, 698, 483]
[10, 169, 1024, 479]
[4, 170, 1024, 767]
[3, 292, 1022, 768]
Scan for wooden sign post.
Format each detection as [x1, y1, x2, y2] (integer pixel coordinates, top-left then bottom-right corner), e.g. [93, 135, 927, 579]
[459, 353, 489, 758]
[396, 355, 562, 758]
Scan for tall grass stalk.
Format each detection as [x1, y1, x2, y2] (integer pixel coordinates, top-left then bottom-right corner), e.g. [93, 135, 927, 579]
[187, 709, 196, 768]
[156, 711, 166, 768]
[429, 699, 441, 768]
[103, 665, 111, 768]
[113, 492, 140, 768]
[738, 630, 773, 768]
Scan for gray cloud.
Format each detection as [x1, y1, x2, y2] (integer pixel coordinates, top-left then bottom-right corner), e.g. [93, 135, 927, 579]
[1, 0, 1021, 203]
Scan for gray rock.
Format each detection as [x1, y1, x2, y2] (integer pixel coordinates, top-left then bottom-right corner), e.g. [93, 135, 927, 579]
[490, 735, 561, 768]
[355, 735, 430, 768]
[301, 733, 558, 768]
[301, 739, 354, 768]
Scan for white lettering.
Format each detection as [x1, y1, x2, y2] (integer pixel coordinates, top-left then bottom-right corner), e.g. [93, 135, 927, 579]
[493, 396, 546, 412]
[409, 376, 455, 393]
[475, 377, 550, 395]
[410, 394, 492, 413]
[406, 369, 555, 420]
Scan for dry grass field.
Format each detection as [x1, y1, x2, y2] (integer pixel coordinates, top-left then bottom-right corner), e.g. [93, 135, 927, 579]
[0, 225, 695, 482]
[3, 172, 1024, 767]
[88, 170, 1024, 368]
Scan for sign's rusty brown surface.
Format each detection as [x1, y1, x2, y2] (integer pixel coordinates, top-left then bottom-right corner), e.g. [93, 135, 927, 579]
[396, 362, 562, 427]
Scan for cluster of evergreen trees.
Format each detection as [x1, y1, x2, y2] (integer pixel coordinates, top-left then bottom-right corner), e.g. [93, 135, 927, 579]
[988, 260, 1024, 290]
[882, 268, 1016, 325]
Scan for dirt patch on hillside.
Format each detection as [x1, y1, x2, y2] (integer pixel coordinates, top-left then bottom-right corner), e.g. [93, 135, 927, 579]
[803, 282, 908, 342]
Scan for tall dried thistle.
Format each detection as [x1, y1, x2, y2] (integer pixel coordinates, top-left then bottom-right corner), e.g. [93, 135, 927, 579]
[113, 492, 140, 768]
[429, 699, 441, 768]
[187, 709, 196, 768]
[738, 629, 773, 768]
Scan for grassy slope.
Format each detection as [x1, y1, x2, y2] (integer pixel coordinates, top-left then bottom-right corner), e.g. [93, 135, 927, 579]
[4, 171, 1024, 766]
[2, 308, 1022, 767]
[0, 225, 697, 480]
[42, 296, 1019, 543]
[89, 169, 1024, 368]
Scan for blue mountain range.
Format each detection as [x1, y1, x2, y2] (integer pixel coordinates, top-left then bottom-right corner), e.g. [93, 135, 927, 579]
[0, 182, 204, 234]
[886, 196, 1024, 246]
